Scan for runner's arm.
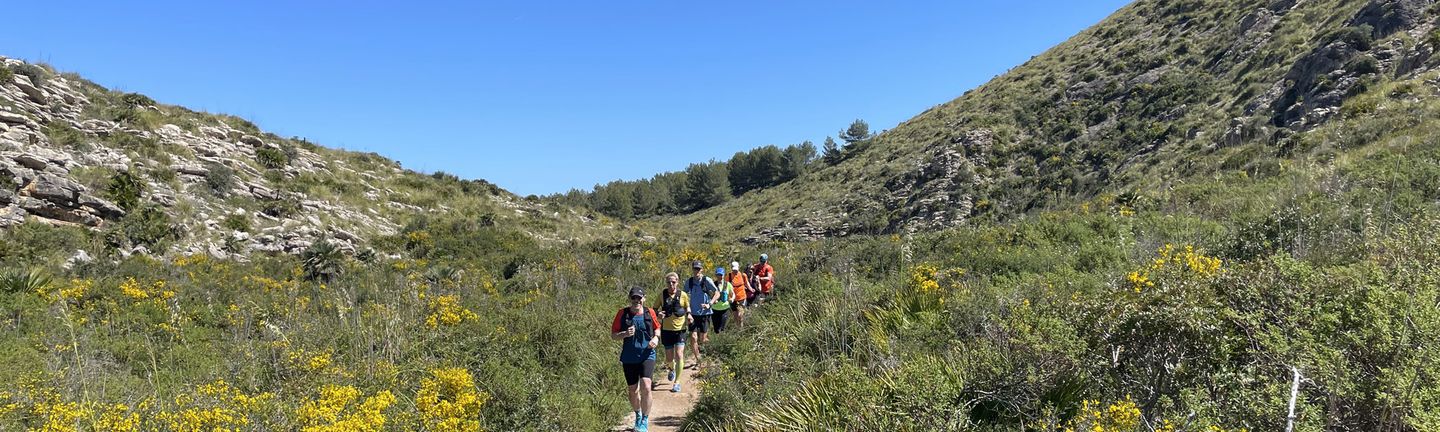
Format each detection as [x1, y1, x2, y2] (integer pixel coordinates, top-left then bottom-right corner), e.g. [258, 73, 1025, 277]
[647, 309, 661, 348]
[609, 311, 630, 340]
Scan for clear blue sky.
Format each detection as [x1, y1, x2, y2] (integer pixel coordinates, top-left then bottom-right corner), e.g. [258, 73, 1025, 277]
[1, 1, 1128, 196]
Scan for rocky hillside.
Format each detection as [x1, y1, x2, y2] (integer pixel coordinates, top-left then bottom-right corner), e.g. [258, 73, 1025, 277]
[667, 0, 1440, 242]
[0, 56, 605, 261]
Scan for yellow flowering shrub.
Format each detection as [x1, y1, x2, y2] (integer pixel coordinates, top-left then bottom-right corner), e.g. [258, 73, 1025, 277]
[30, 398, 87, 432]
[288, 348, 334, 373]
[118, 278, 148, 300]
[0, 391, 17, 417]
[415, 367, 488, 432]
[1066, 398, 1142, 432]
[90, 403, 140, 432]
[48, 278, 93, 303]
[426, 295, 478, 328]
[902, 263, 962, 311]
[1036, 397, 1248, 432]
[1123, 244, 1222, 294]
[117, 277, 173, 302]
[909, 264, 942, 296]
[156, 379, 275, 431]
[666, 247, 710, 273]
[296, 385, 395, 432]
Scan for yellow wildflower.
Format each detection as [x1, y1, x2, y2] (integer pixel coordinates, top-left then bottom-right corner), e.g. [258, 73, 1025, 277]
[426, 295, 478, 329]
[416, 367, 488, 432]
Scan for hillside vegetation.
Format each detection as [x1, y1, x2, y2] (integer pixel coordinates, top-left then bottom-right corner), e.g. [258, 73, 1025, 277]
[3, 0, 1440, 430]
[0, 56, 606, 263]
[664, 0, 1440, 242]
[670, 0, 1440, 430]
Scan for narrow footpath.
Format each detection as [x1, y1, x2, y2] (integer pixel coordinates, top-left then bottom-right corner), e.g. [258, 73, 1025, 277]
[613, 364, 702, 432]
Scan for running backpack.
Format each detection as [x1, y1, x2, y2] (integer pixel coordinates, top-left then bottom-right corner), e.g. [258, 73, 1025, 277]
[620, 306, 656, 338]
[686, 276, 716, 298]
[662, 293, 686, 317]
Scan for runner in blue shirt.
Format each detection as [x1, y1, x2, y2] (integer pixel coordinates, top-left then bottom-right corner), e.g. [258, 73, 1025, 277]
[683, 261, 717, 370]
[610, 286, 660, 431]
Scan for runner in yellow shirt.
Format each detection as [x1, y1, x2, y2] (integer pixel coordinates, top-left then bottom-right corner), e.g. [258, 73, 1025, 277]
[653, 272, 690, 392]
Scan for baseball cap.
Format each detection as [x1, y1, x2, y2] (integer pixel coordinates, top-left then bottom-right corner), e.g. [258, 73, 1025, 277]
[760, 253, 769, 262]
[731, 261, 741, 271]
[691, 260, 703, 269]
[715, 267, 726, 276]
[628, 287, 645, 298]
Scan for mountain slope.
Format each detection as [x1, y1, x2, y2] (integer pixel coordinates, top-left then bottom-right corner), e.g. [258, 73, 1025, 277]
[0, 57, 609, 261]
[667, 0, 1440, 242]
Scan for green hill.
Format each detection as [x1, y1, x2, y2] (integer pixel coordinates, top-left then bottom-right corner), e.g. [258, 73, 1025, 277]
[664, 0, 1440, 243]
[3, 0, 1440, 430]
[667, 0, 1440, 430]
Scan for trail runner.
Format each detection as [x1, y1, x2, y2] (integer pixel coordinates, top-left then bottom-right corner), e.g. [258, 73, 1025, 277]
[610, 286, 660, 432]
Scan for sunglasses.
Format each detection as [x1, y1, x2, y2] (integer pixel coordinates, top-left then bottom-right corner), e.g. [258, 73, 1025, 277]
[630, 295, 643, 300]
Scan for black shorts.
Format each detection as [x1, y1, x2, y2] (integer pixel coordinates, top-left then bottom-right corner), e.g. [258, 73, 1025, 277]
[689, 316, 711, 333]
[710, 310, 728, 333]
[661, 330, 686, 347]
[623, 360, 656, 385]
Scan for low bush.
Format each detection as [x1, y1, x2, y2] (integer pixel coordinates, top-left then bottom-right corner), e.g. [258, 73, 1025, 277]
[104, 170, 145, 212]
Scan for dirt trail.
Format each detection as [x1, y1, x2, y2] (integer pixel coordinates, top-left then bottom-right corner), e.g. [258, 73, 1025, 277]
[613, 362, 703, 432]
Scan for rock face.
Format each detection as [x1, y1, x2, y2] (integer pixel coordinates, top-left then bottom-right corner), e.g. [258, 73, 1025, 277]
[723, 0, 1440, 243]
[1270, 0, 1433, 128]
[0, 56, 414, 257]
[884, 129, 992, 233]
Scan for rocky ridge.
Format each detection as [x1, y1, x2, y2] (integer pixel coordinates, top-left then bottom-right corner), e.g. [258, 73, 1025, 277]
[687, 0, 1440, 242]
[0, 56, 596, 259]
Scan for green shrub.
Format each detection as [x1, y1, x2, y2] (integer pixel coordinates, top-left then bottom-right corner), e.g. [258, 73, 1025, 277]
[255, 147, 289, 169]
[0, 223, 94, 268]
[107, 206, 180, 250]
[9, 63, 47, 86]
[119, 92, 156, 108]
[203, 162, 234, 196]
[0, 269, 50, 294]
[301, 239, 345, 282]
[147, 167, 177, 184]
[0, 66, 12, 84]
[43, 122, 88, 150]
[221, 213, 251, 233]
[104, 170, 145, 212]
[261, 195, 301, 218]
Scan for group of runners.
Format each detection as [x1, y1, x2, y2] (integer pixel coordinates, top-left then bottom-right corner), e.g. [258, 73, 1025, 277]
[609, 253, 776, 432]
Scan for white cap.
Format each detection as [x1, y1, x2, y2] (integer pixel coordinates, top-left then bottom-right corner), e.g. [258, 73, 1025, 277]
[731, 261, 741, 271]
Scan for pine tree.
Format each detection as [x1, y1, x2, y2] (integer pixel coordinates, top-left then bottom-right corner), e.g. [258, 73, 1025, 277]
[592, 181, 635, 220]
[683, 162, 730, 211]
[781, 141, 816, 181]
[822, 136, 843, 165]
[838, 119, 872, 144]
[631, 180, 660, 217]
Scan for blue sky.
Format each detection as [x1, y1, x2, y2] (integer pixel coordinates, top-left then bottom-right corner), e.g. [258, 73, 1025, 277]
[1, 1, 1128, 196]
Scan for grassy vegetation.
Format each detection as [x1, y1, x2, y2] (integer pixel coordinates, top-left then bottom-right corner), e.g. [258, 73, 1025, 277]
[655, 0, 1410, 239]
[684, 205, 1440, 431]
[4, 0, 1440, 429]
[0, 213, 765, 431]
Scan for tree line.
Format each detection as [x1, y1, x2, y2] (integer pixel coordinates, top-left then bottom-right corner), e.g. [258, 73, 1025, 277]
[549, 119, 875, 220]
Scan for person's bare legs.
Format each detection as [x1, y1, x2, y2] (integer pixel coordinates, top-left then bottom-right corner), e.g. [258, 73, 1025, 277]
[639, 378, 652, 416]
[688, 331, 702, 368]
[628, 383, 641, 412]
[672, 346, 684, 383]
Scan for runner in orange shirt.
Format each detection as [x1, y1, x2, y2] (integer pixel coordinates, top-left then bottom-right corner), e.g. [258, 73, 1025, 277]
[752, 253, 776, 305]
[727, 261, 750, 328]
